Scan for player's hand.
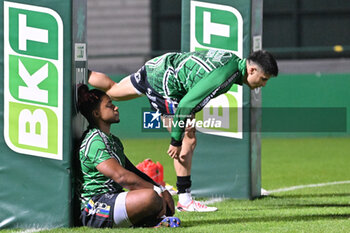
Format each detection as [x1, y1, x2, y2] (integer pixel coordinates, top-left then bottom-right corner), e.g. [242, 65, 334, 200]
[167, 145, 181, 159]
[161, 190, 175, 216]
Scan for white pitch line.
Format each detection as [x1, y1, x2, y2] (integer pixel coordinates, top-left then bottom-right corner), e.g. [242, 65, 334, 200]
[19, 229, 47, 233]
[195, 181, 350, 203]
[267, 180, 350, 194]
[201, 197, 227, 205]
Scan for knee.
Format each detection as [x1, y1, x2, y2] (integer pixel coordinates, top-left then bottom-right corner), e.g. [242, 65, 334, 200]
[142, 189, 163, 214]
[184, 128, 197, 147]
[187, 135, 197, 147]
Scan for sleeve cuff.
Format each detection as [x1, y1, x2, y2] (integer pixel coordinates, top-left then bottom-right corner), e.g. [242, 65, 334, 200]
[170, 137, 182, 147]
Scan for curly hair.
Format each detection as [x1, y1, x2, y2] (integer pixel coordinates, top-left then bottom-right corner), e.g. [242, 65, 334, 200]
[77, 84, 107, 126]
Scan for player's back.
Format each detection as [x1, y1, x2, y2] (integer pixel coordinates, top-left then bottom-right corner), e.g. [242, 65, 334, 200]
[144, 50, 240, 99]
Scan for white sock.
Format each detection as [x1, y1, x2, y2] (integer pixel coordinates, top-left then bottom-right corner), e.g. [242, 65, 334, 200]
[178, 192, 192, 206]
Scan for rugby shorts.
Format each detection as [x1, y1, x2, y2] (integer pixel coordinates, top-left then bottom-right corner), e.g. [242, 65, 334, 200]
[130, 66, 179, 115]
[80, 192, 131, 228]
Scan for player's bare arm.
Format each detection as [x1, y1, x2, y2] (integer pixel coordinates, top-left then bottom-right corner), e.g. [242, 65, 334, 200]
[125, 158, 175, 216]
[98, 157, 175, 216]
[96, 157, 154, 191]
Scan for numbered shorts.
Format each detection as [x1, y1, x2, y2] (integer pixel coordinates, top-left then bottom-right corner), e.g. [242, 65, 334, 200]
[130, 66, 178, 115]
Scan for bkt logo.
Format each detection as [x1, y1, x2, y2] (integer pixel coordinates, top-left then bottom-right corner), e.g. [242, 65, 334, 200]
[196, 92, 243, 139]
[143, 111, 161, 129]
[4, 2, 63, 160]
[191, 1, 243, 139]
[190, 1, 243, 57]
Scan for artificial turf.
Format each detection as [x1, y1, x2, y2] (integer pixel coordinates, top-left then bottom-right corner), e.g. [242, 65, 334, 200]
[5, 137, 350, 233]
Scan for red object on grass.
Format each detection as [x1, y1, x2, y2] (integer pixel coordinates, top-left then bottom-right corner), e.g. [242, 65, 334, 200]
[136, 159, 165, 186]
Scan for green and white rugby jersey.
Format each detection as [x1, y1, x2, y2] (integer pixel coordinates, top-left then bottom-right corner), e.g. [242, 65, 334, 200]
[144, 49, 246, 142]
[79, 128, 126, 208]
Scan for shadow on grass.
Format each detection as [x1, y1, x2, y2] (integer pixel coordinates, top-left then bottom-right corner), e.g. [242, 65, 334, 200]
[184, 213, 350, 227]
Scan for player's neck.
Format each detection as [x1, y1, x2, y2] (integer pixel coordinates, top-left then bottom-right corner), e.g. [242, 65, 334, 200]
[243, 72, 250, 87]
[98, 122, 111, 135]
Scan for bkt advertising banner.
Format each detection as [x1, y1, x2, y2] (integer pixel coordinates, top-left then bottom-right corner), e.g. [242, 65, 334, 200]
[182, 0, 262, 199]
[4, 1, 63, 160]
[191, 1, 244, 139]
[1, 0, 87, 229]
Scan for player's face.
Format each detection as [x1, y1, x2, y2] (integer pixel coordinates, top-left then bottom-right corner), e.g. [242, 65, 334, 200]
[246, 67, 270, 89]
[99, 95, 120, 123]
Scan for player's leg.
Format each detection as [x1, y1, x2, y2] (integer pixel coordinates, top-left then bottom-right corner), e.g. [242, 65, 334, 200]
[106, 75, 143, 101]
[162, 116, 217, 212]
[174, 126, 194, 206]
[173, 125, 196, 176]
[88, 70, 143, 101]
[174, 131, 217, 212]
[121, 189, 164, 227]
[161, 116, 194, 195]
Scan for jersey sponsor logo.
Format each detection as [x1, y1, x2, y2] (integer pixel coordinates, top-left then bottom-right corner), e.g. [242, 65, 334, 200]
[4, 2, 63, 159]
[190, 2, 243, 139]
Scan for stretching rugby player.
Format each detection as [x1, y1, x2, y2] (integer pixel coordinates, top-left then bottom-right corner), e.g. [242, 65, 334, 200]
[88, 49, 278, 212]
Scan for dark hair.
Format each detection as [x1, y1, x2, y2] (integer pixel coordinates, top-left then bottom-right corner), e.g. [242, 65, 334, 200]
[247, 50, 278, 77]
[77, 84, 107, 126]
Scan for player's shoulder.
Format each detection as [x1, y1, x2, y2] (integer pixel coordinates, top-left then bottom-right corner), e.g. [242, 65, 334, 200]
[189, 49, 237, 59]
[110, 134, 123, 146]
[79, 129, 107, 160]
[82, 128, 105, 147]
[84, 128, 100, 139]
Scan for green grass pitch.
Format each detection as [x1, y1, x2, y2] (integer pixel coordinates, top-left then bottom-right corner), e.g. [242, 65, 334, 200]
[6, 137, 350, 233]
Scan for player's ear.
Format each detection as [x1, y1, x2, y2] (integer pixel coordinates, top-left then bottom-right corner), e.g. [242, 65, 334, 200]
[247, 65, 256, 75]
[93, 109, 100, 118]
